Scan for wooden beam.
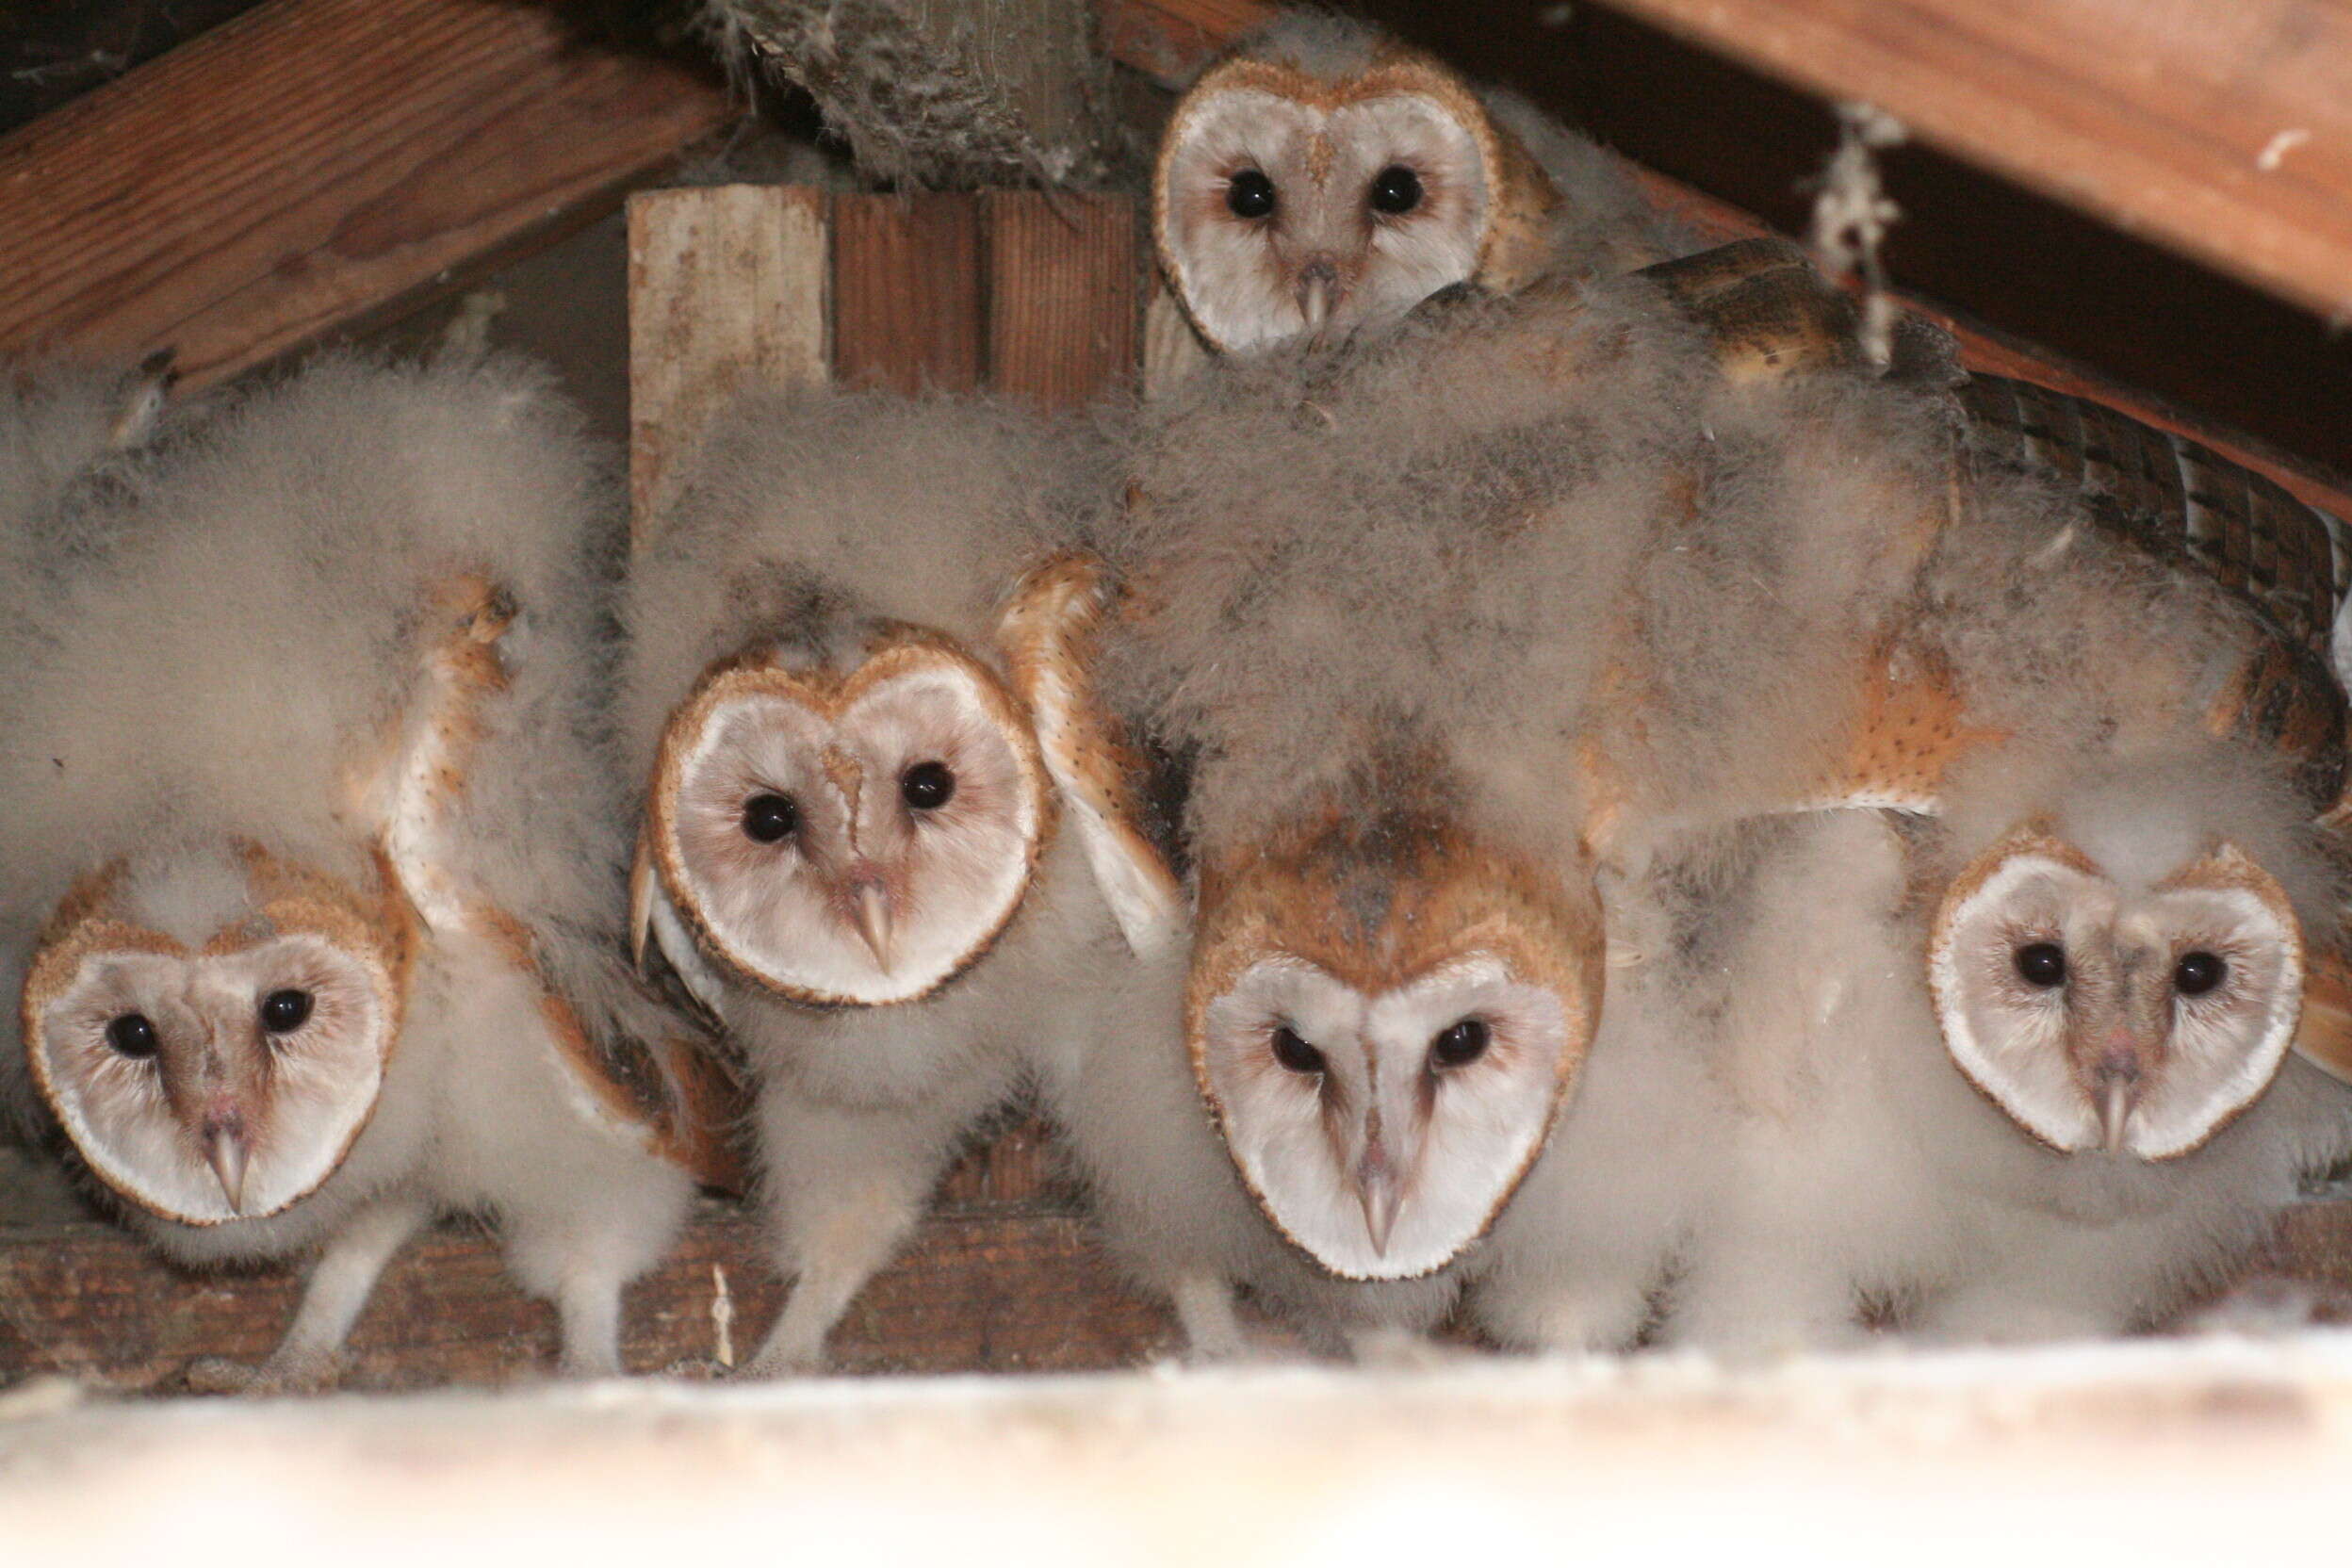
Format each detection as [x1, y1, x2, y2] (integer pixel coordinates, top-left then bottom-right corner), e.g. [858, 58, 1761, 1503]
[627, 185, 830, 535]
[1576, 0, 2352, 329]
[1099, 0, 1271, 84]
[0, 0, 733, 388]
[0, 1199, 1183, 1391]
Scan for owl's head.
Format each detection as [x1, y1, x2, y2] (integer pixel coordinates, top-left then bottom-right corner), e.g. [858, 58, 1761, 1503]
[1926, 776, 2315, 1161]
[643, 626, 1052, 1007]
[1154, 20, 1559, 355]
[23, 842, 412, 1225]
[1187, 803, 1605, 1280]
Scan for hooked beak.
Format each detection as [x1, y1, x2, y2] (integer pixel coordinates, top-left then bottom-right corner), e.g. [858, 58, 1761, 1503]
[205, 1122, 250, 1212]
[1297, 259, 1340, 330]
[2096, 1068, 2140, 1154]
[2092, 1040, 2145, 1155]
[852, 882, 894, 973]
[1355, 1140, 1403, 1258]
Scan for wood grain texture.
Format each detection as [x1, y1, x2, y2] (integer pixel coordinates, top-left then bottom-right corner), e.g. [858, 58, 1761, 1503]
[985, 190, 1142, 407]
[0, 0, 732, 387]
[1099, 0, 1271, 84]
[832, 193, 985, 393]
[628, 184, 829, 538]
[0, 1199, 1178, 1392]
[1583, 0, 2352, 326]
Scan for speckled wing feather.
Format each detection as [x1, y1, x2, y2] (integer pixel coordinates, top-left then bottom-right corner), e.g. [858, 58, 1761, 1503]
[1960, 374, 2352, 659]
[1637, 237, 1865, 384]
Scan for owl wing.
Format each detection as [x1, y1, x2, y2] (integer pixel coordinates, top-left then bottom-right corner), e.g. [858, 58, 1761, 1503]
[995, 551, 1187, 956]
[2293, 943, 2352, 1086]
[629, 823, 735, 1017]
[356, 571, 745, 1189]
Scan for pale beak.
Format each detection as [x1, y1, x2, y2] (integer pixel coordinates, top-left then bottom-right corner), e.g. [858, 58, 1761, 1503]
[853, 883, 894, 972]
[2098, 1072, 2135, 1154]
[1355, 1136, 1403, 1258]
[2092, 1032, 2147, 1155]
[1297, 259, 1339, 330]
[205, 1124, 250, 1213]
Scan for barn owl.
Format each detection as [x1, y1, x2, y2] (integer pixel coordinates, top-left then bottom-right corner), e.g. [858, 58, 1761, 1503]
[0, 355, 727, 1388]
[1153, 10, 1686, 356]
[1017, 251, 1972, 1359]
[618, 387, 1184, 1373]
[1647, 751, 2350, 1353]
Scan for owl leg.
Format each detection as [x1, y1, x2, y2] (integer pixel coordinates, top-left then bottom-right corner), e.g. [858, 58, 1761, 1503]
[1913, 1237, 2162, 1345]
[1168, 1273, 1248, 1360]
[1473, 1271, 1656, 1355]
[742, 1083, 987, 1378]
[500, 1158, 695, 1378]
[1664, 1245, 1870, 1357]
[189, 1199, 430, 1394]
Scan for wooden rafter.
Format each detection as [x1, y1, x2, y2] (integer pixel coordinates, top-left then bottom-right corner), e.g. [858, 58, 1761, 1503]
[1583, 0, 2352, 331]
[0, 0, 733, 388]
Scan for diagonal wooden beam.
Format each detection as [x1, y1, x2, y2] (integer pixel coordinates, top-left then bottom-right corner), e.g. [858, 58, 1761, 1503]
[0, 0, 734, 388]
[1565, 0, 2352, 331]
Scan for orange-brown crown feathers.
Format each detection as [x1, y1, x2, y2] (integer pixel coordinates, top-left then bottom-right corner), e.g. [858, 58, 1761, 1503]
[1186, 789, 1606, 1280]
[23, 842, 415, 1226]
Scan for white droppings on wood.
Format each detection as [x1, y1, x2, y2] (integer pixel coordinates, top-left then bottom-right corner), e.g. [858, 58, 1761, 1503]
[2257, 128, 2311, 172]
[711, 1264, 736, 1368]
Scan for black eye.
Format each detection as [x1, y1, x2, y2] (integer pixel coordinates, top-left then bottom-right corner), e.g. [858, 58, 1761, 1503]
[105, 1013, 158, 1059]
[901, 761, 956, 810]
[742, 792, 798, 843]
[1226, 168, 1277, 220]
[2014, 942, 2067, 988]
[1368, 164, 1422, 215]
[1269, 1024, 1326, 1075]
[2175, 950, 2228, 996]
[259, 988, 313, 1034]
[1429, 1017, 1489, 1067]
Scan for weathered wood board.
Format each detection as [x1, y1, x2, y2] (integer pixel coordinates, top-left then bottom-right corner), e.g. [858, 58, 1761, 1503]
[0, 0, 733, 388]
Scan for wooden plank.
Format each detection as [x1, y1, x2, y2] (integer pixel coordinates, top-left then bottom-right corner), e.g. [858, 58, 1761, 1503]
[627, 185, 829, 538]
[0, 0, 732, 388]
[984, 190, 1141, 407]
[1577, 0, 2352, 328]
[831, 193, 986, 394]
[0, 1200, 1179, 1392]
[1100, 0, 1269, 84]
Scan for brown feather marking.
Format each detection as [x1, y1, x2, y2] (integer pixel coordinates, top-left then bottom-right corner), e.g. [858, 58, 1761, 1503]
[994, 551, 1184, 936]
[1638, 237, 1863, 384]
[1816, 647, 2008, 811]
[463, 895, 743, 1189]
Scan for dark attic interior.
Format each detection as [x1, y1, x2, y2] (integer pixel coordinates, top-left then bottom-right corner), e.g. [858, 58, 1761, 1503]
[6, 0, 2352, 1548]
